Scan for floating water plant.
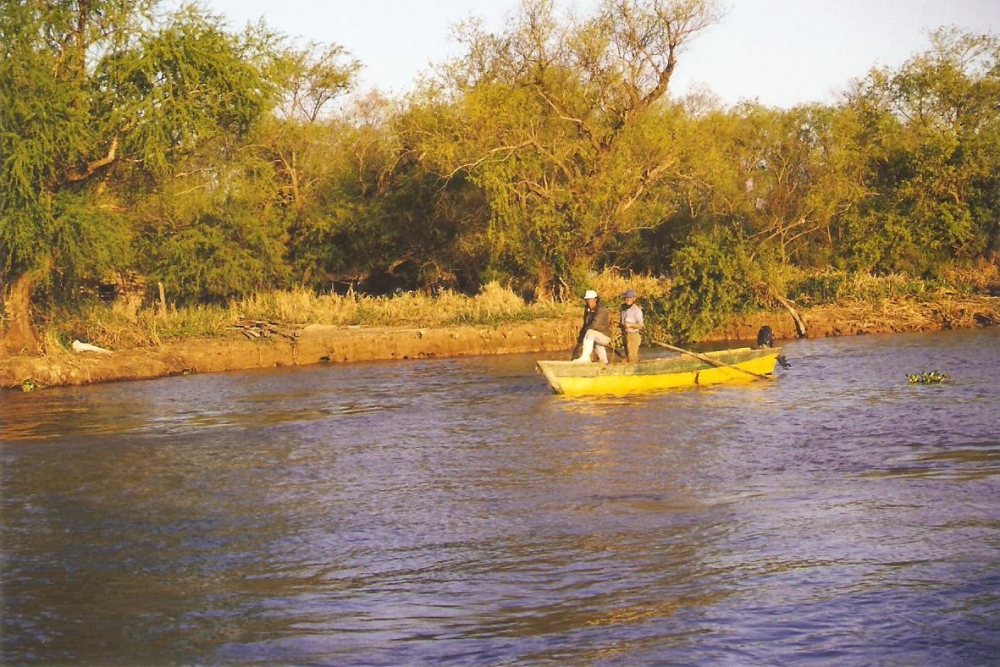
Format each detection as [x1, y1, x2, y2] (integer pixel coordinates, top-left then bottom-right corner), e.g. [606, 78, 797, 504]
[907, 371, 948, 384]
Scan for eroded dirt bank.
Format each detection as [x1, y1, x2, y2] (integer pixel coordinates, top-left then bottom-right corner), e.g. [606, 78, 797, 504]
[2, 297, 998, 390]
[0, 319, 580, 390]
[700, 296, 1000, 342]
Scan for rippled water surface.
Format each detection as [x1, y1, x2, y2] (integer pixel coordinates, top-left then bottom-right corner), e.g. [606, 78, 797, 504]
[3, 328, 1000, 665]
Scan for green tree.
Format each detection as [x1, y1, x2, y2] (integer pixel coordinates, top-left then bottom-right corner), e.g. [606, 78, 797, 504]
[405, 0, 722, 298]
[260, 41, 359, 220]
[132, 139, 291, 303]
[842, 28, 1000, 273]
[724, 104, 869, 268]
[181, 39, 362, 296]
[0, 1, 272, 351]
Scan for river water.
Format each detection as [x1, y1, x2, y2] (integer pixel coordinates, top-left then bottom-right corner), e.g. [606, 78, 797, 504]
[2, 328, 999, 665]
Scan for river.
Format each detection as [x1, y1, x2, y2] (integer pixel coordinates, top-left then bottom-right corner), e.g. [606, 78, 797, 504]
[2, 328, 999, 665]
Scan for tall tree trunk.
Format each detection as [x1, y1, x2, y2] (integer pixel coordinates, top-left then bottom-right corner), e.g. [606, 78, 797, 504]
[1, 269, 43, 356]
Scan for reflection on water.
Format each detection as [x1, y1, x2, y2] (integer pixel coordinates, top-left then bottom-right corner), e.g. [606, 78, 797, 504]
[3, 328, 1000, 665]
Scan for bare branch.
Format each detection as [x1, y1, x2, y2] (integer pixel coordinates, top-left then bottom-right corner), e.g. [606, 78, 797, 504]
[65, 136, 119, 183]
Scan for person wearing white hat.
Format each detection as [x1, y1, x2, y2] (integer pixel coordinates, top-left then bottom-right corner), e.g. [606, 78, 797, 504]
[619, 288, 643, 363]
[572, 289, 612, 363]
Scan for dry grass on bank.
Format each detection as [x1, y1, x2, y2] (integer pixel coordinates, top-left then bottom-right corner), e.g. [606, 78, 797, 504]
[818, 293, 999, 330]
[45, 296, 233, 352]
[232, 282, 570, 328]
[46, 273, 667, 353]
[46, 282, 579, 352]
[789, 263, 999, 306]
[37, 266, 997, 355]
[233, 273, 666, 326]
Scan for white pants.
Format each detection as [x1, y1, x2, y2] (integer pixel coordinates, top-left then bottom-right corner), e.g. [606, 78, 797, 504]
[575, 329, 611, 363]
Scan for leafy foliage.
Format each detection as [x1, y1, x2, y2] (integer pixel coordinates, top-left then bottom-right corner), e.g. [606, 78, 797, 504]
[646, 227, 757, 342]
[841, 28, 1000, 273]
[1, 0, 276, 347]
[403, 0, 722, 298]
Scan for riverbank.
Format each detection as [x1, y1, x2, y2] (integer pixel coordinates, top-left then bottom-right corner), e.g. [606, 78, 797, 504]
[2, 296, 998, 390]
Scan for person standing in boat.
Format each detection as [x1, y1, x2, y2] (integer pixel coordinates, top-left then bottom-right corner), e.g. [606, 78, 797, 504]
[572, 289, 612, 364]
[619, 288, 643, 363]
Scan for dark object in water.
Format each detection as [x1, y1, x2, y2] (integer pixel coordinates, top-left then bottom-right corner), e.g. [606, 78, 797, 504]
[756, 325, 774, 349]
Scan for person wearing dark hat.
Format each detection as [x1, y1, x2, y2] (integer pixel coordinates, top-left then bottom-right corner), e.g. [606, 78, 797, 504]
[572, 289, 612, 363]
[619, 288, 644, 363]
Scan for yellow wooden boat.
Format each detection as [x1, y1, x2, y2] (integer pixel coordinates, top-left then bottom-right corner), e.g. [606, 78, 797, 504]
[536, 347, 781, 396]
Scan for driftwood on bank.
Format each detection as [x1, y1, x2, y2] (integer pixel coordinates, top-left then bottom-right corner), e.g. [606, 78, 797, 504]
[772, 294, 807, 338]
[752, 282, 808, 339]
[232, 320, 300, 341]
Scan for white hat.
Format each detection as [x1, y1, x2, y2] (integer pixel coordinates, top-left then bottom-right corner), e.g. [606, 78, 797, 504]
[583, 289, 598, 299]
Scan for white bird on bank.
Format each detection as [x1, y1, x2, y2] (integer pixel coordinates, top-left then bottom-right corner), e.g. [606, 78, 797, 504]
[72, 339, 113, 354]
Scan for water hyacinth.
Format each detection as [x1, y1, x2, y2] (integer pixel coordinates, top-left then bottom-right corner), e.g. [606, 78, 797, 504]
[907, 370, 948, 384]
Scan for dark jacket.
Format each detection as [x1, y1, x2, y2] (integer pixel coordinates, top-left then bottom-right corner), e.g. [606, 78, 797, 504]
[579, 301, 612, 339]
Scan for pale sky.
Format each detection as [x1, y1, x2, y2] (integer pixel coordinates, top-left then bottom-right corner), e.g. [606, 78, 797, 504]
[194, 0, 1000, 108]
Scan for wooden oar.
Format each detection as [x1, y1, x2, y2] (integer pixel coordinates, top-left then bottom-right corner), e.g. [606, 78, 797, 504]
[651, 340, 773, 381]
